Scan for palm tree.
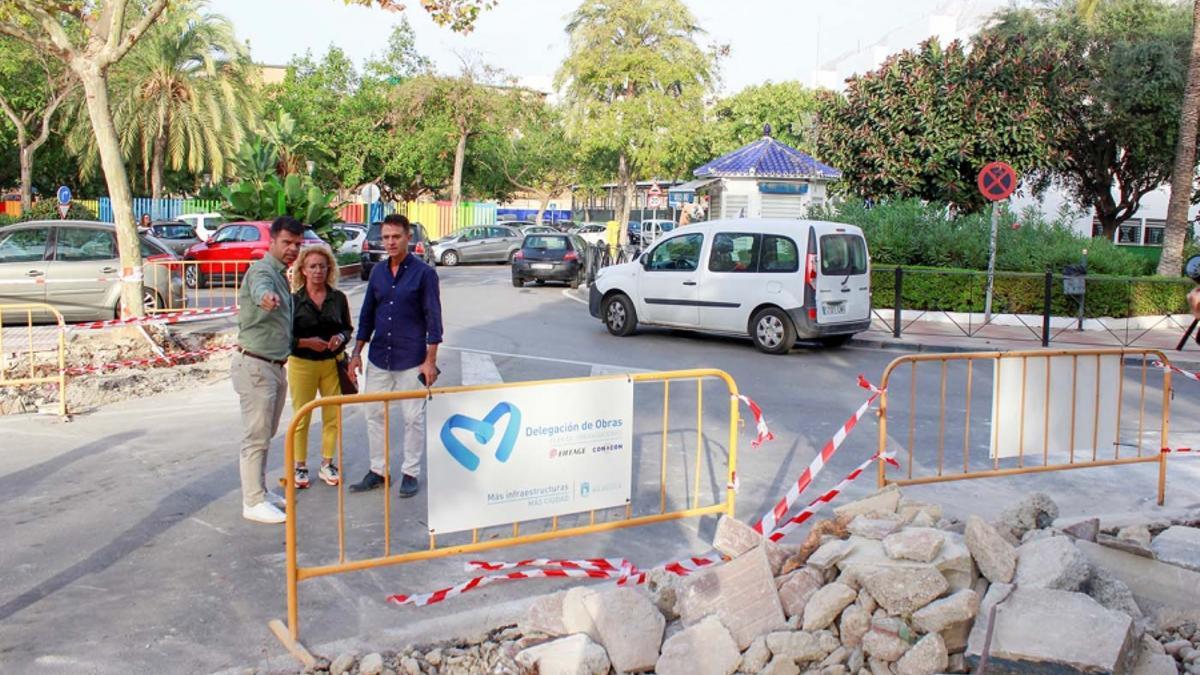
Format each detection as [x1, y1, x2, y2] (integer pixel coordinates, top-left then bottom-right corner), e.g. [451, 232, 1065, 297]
[1158, 0, 1200, 276]
[67, 1, 257, 200]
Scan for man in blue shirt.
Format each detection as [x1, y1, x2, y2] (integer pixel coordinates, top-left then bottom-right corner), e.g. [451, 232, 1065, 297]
[348, 214, 443, 497]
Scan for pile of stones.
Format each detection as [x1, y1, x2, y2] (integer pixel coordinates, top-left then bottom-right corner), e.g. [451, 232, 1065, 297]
[298, 487, 1200, 675]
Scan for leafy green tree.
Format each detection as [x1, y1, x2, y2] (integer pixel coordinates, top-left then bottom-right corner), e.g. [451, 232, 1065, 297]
[709, 81, 822, 156]
[475, 99, 577, 222]
[0, 37, 76, 210]
[817, 36, 1074, 212]
[556, 0, 719, 232]
[984, 0, 1193, 239]
[264, 21, 431, 194]
[1159, 0, 1200, 276]
[393, 69, 505, 209]
[64, 1, 256, 200]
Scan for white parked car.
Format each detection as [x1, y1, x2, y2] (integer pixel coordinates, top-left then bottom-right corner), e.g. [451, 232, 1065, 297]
[574, 223, 609, 247]
[588, 219, 870, 354]
[335, 223, 366, 256]
[176, 212, 225, 241]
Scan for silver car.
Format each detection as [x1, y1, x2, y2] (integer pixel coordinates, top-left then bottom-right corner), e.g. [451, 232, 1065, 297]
[431, 225, 524, 266]
[0, 220, 184, 322]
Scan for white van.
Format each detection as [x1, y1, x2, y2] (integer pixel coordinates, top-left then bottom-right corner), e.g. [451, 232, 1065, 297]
[588, 219, 870, 354]
[176, 212, 225, 242]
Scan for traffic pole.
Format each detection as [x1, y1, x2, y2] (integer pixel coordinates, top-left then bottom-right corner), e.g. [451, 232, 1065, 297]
[984, 200, 999, 323]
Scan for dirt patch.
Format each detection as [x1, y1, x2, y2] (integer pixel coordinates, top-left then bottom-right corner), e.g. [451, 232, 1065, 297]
[0, 325, 235, 416]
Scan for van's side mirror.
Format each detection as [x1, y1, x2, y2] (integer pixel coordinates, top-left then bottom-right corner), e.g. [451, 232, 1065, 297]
[639, 253, 649, 267]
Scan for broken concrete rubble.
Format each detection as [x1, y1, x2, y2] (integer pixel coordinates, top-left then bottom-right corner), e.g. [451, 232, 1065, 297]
[964, 514, 1017, 583]
[800, 582, 857, 631]
[1013, 534, 1091, 591]
[677, 545, 787, 650]
[833, 484, 901, 520]
[777, 567, 825, 619]
[860, 566, 949, 616]
[999, 491, 1060, 536]
[579, 587, 665, 672]
[882, 527, 945, 563]
[965, 584, 1137, 674]
[655, 614, 741, 675]
[515, 633, 610, 675]
[1151, 526, 1200, 573]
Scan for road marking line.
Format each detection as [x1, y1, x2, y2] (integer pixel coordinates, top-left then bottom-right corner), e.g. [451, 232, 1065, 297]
[443, 345, 651, 373]
[461, 350, 504, 386]
[561, 288, 588, 305]
[189, 517, 232, 536]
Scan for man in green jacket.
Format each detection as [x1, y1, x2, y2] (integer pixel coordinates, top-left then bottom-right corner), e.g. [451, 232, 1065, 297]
[232, 216, 304, 524]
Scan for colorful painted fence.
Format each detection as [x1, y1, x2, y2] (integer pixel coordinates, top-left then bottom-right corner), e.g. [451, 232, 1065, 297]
[337, 200, 497, 239]
[97, 198, 221, 223]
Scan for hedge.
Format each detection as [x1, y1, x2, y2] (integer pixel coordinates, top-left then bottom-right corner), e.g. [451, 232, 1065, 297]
[872, 265, 1193, 319]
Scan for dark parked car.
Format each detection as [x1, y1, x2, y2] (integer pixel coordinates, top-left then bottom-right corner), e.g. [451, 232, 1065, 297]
[360, 220, 434, 279]
[149, 220, 200, 256]
[511, 233, 588, 288]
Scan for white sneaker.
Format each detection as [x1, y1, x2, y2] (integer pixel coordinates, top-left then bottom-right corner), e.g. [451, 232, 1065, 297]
[243, 501, 286, 524]
[265, 490, 288, 511]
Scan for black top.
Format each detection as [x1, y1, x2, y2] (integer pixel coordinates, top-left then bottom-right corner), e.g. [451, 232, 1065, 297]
[291, 285, 353, 361]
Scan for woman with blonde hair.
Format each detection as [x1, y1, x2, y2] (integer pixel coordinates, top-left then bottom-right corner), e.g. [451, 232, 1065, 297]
[288, 244, 354, 488]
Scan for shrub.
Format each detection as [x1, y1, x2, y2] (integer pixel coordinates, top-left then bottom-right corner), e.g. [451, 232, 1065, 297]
[872, 265, 1191, 318]
[811, 199, 1154, 276]
[17, 199, 97, 222]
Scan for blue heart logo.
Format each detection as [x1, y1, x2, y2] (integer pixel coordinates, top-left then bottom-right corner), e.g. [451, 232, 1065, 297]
[440, 402, 522, 471]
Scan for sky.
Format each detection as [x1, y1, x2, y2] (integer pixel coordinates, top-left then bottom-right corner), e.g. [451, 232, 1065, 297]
[208, 0, 1010, 95]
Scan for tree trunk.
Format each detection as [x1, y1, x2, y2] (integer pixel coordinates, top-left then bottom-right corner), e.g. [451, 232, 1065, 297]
[150, 128, 166, 202]
[77, 66, 144, 318]
[450, 127, 467, 226]
[1158, 0, 1200, 277]
[18, 144, 33, 213]
[535, 192, 548, 225]
[616, 152, 632, 246]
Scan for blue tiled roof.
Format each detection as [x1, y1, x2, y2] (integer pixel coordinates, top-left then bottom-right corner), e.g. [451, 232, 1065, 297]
[694, 136, 841, 180]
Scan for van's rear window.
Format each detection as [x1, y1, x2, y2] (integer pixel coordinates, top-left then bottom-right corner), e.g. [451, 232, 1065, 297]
[820, 234, 868, 276]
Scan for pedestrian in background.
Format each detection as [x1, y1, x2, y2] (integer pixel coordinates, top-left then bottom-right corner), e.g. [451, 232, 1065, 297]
[232, 216, 304, 524]
[138, 213, 152, 233]
[348, 214, 443, 499]
[288, 244, 354, 489]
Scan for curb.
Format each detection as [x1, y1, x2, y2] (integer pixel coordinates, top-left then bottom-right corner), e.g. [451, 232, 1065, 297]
[850, 334, 1200, 369]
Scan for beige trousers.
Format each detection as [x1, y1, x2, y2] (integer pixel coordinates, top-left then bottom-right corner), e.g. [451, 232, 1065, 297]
[231, 351, 288, 507]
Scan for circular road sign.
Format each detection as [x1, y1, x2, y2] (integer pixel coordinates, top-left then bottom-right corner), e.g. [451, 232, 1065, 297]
[56, 185, 72, 205]
[977, 162, 1017, 201]
[1185, 254, 1200, 283]
[358, 183, 381, 204]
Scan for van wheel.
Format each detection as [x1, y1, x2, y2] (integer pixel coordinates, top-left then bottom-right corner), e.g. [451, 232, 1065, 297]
[441, 250, 459, 267]
[751, 307, 796, 355]
[603, 293, 637, 337]
[512, 276, 524, 288]
[820, 334, 853, 348]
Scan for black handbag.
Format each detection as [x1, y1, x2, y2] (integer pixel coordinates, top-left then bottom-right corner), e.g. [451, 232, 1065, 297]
[335, 355, 358, 395]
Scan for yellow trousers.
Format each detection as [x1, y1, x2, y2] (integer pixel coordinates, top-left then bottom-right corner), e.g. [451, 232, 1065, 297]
[288, 356, 341, 463]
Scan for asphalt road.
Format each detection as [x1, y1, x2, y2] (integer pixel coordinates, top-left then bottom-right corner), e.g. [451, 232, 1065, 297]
[1, 265, 1199, 674]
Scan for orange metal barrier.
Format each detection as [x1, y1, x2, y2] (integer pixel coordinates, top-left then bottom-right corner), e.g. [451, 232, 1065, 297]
[272, 368, 741, 656]
[145, 259, 246, 314]
[0, 303, 67, 418]
[876, 348, 1172, 504]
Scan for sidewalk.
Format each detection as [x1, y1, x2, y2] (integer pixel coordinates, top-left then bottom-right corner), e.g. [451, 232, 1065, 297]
[854, 313, 1200, 368]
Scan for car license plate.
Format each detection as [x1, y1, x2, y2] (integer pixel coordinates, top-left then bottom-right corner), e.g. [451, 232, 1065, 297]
[823, 302, 846, 316]
[532, 263, 553, 270]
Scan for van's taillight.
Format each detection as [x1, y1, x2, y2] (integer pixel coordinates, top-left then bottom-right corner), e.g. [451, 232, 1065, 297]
[514, 250, 525, 260]
[564, 251, 578, 261]
[361, 239, 369, 253]
[414, 242, 425, 255]
[805, 252, 817, 289]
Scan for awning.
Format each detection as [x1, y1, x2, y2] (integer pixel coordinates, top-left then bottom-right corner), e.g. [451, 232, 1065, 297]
[669, 178, 719, 194]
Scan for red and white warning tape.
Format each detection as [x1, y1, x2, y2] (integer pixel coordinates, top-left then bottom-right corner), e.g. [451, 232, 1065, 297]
[765, 450, 899, 543]
[735, 394, 774, 448]
[1162, 447, 1196, 454]
[465, 558, 630, 573]
[753, 375, 882, 535]
[70, 305, 237, 331]
[388, 559, 640, 607]
[62, 344, 235, 375]
[1154, 360, 1200, 383]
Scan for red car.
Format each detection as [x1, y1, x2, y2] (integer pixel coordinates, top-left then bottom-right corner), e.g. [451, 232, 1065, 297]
[183, 220, 324, 288]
